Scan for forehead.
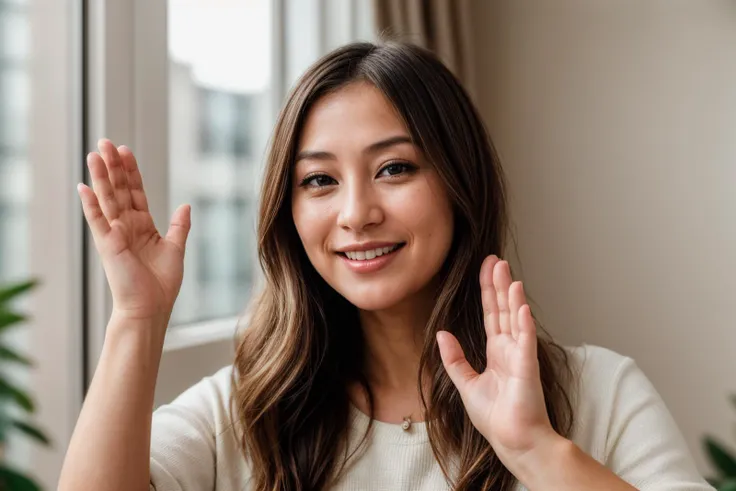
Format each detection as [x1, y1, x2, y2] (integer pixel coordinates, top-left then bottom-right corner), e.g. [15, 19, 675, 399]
[298, 82, 409, 150]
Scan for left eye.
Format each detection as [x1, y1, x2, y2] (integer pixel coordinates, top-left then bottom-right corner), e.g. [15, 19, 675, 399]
[378, 162, 412, 177]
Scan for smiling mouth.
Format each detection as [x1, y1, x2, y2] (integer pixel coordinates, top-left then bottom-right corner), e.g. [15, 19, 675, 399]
[338, 243, 406, 261]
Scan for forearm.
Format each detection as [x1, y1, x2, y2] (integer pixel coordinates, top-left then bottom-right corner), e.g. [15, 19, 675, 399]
[58, 315, 167, 491]
[513, 435, 637, 491]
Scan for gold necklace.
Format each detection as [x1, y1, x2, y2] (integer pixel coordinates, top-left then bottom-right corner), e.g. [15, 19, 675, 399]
[401, 415, 412, 431]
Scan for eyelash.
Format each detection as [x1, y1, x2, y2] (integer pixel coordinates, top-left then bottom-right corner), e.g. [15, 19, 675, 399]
[299, 161, 416, 188]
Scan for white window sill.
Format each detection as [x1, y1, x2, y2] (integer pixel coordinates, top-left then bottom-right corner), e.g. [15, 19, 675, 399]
[163, 316, 239, 352]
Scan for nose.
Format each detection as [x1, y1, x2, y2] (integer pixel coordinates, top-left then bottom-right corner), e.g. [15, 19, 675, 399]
[336, 179, 384, 232]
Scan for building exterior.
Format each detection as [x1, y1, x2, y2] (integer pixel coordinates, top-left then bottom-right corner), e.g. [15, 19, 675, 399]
[168, 59, 271, 325]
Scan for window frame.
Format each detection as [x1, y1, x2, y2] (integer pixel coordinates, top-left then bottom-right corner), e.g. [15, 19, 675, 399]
[26, 0, 84, 486]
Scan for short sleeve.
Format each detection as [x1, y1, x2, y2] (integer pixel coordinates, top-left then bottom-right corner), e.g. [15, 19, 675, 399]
[604, 357, 713, 490]
[149, 366, 235, 491]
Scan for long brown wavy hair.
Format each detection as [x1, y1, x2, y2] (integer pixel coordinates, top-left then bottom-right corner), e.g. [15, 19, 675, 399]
[232, 41, 574, 491]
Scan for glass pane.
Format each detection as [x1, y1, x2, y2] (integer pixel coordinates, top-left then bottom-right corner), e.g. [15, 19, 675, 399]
[0, 7, 29, 62]
[168, 0, 271, 325]
[0, 1, 29, 283]
[0, 0, 31, 468]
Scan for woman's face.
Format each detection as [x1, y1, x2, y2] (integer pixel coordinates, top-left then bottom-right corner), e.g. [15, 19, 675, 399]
[291, 82, 454, 312]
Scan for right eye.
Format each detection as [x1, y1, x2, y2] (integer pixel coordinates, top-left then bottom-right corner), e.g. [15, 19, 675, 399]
[300, 174, 337, 188]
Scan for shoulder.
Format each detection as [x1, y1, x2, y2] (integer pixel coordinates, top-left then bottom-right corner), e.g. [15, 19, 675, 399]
[561, 344, 677, 458]
[153, 364, 237, 438]
[160, 365, 235, 411]
[560, 344, 646, 456]
[560, 345, 711, 487]
[150, 365, 249, 490]
[564, 343, 632, 381]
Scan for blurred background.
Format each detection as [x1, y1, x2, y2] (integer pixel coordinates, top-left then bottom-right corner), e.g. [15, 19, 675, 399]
[0, 0, 735, 488]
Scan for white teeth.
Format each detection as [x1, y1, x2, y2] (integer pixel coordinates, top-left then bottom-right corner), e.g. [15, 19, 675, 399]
[345, 244, 400, 261]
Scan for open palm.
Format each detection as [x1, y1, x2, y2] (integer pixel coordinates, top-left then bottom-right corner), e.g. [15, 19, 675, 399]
[78, 139, 191, 321]
[437, 256, 554, 462]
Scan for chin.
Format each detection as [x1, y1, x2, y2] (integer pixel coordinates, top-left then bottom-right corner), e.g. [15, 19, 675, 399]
[343, 295, 399, 312]
[333, 282, 410, 312]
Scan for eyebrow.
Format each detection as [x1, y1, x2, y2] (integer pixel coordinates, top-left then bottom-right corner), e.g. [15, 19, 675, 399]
[295, 135, 414, 163]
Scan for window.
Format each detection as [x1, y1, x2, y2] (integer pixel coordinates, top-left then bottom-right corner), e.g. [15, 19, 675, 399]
[168, 0, 271, 326]
[0, 0, 29, 282]
[198, 88, 255, 158]
[180, 196, 253, 321]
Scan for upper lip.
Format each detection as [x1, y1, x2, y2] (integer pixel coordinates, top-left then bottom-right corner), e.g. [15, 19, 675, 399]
[335, 241, 403, 253]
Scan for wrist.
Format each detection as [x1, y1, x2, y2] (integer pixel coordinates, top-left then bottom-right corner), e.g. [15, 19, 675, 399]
[105, 313, 168, 355]
[509, 431, 574, 488]
[93, 314, 169, 396]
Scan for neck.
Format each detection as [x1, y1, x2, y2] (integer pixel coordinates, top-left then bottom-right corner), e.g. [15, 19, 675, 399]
[360, 309, 424, 390]
[349, 283, 440, 424]
[358, 283, 437, 390]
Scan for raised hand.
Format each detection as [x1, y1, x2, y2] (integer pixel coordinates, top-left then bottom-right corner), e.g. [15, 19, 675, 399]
[78, 139, 191, 323]
[437, 255, 557, 467]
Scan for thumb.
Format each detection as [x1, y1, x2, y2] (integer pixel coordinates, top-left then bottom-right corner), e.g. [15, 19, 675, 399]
[165, 204, 191, 251]
[437, 331, 479, 393]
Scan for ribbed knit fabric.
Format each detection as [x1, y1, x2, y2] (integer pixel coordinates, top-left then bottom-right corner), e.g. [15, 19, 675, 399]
[149, 345, 713, 491]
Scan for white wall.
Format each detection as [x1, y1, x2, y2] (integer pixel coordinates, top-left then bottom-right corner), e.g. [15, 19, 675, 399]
[471, 0, 736, 474]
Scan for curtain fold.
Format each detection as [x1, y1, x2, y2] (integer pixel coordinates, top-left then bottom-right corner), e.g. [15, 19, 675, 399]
[374, 0, 476, 99]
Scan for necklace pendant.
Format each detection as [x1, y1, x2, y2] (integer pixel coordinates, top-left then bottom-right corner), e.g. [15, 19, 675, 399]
[401, 416, 411, 431]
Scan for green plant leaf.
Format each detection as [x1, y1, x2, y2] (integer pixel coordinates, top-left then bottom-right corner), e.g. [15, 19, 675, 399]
[0, 377, 35, 413]
[0, 418, 7, 445]
[0, 280, 38, 304]
[720, 479, 736, 491]
[0, 464, 42, 491]
[11, 420, 51, 446]
[0, 345, 33, 366]
[0, 309, 26, 332]
[705, 436, 736, 477]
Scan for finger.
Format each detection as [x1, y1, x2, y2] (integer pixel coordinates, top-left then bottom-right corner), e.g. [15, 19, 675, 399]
[480, 255, 501, 337]
[509, 281, 526, 341]
[518, 304, 538, 370]
[98, 139, 131, 211]
[118, 145, 150, 212]
[77, 183, 111, 243]
[437, 331, 479, 393]
[493, 261, 513, 335]
[165, 204, 191, 251]
[87, 152, 120, 222]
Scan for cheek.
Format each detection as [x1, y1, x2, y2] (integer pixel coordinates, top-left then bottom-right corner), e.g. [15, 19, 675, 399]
[292, 198, 334, 251]
[391, 179, 453, 246]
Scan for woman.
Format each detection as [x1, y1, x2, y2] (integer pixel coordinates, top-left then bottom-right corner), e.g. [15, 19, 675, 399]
[59, 42, 712, 490]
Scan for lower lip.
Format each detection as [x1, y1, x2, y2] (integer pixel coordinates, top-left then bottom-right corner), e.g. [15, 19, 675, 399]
[339, 247, 402, 273]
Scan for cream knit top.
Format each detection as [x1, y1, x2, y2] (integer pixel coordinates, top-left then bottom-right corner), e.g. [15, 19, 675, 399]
[149, 345, 713, 490]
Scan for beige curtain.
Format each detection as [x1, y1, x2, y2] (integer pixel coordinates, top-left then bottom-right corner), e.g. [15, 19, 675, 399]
[374, 0, 476, 98]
